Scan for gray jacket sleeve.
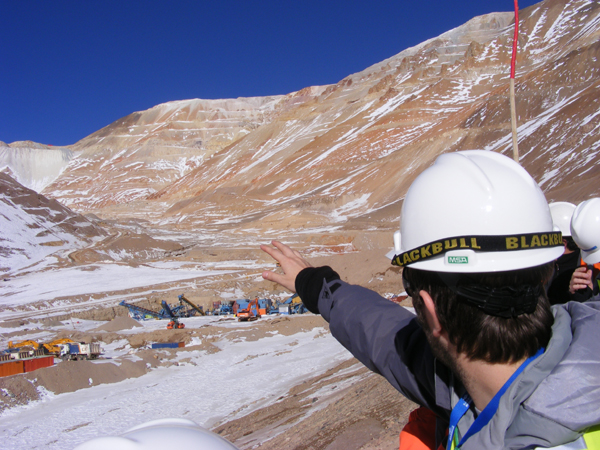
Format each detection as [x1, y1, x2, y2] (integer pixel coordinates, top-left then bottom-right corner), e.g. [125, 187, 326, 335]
[301, 269, 452, 420]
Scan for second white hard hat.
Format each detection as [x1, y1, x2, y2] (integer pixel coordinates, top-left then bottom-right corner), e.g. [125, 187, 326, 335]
[570, 198, 600, 265]
[388, 150, 564, 272]
[73, 418, 240, 450]
[549, 201, 576, 237]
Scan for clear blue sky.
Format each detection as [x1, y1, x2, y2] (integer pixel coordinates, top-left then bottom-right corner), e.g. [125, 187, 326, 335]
[0, 0, 541, 146]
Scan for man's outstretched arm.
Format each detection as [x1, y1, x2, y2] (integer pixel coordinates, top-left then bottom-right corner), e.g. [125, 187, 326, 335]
[260, 240, 447, 415]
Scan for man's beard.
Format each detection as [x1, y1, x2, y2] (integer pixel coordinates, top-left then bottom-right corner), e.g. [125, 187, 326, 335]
[416, 304, 467, 384]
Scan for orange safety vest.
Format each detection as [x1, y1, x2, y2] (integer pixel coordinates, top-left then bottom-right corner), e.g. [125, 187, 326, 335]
[400, 408, 600, 450]
[399, 407, 445, 450]
[579, 259, 600, 270]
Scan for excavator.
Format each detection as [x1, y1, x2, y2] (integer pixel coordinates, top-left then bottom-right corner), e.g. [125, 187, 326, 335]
[7, 340, 40, 350]
[162, 300, 185, 329]
[237, 298, 261, 322]
[43, 338, 76, 355]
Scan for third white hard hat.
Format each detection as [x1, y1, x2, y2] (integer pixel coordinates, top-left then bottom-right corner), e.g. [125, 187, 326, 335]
[388, 150, 564, 272]
[549, 202, 576, 237]
[570, 198, 600, 265]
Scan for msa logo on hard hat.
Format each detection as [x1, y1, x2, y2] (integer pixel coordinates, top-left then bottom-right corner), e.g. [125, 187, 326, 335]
[391, 232, 562, 268]
[448, 256, 468, 264]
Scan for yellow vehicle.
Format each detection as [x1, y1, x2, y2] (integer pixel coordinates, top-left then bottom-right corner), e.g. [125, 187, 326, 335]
[42, 338, 75, 355]
[7, 340, 41, 350]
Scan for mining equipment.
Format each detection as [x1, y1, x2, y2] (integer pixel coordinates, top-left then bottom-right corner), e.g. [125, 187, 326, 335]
[269, 294, 307, 315]
[211, 300, 233, 316]
[162, 300, 185, 329]
[120, 300, 168, 320]
[178, 294, 205, 316]
[237, 298, 261, 322]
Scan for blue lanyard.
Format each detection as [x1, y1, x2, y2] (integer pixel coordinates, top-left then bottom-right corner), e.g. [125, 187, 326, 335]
[446, 347, 544, 450]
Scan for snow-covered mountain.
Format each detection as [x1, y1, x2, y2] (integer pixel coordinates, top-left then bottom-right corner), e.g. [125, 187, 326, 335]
[4, 0, 600, 237]
[0, 173, 107, 274]
[0, 142, 73, 193]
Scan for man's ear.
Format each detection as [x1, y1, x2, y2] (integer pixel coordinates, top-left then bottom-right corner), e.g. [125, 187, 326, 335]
[419, 290, 444, 338]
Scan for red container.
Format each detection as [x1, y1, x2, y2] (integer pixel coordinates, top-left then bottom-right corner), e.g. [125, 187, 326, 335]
[0, 360, 24, 377]
[178, 342, 185, 348]
[23, 356, 54, 373]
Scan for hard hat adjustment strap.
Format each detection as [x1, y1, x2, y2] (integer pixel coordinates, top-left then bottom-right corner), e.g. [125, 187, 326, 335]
[437, 272, 541, 318]
[391, 232, 563, 268]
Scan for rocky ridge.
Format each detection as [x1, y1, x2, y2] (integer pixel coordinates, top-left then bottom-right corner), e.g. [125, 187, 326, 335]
[25, 0, 595, 241]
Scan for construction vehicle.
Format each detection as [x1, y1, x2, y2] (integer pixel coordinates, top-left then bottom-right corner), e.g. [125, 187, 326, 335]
[178, 294, 205, 316]
[7, 340, 41, 351]
[162, 301, 185, 329]
[237, 298, 261, 322]
[59, 342, 102, 361]
[5, 340, 45, 359]
[42, 338, 76, 355]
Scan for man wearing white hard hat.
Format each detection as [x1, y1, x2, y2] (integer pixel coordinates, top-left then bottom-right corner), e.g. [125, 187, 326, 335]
[547, 202, 581, 304]
[262, 151, 600, 450]
[569, 198, 600, 302]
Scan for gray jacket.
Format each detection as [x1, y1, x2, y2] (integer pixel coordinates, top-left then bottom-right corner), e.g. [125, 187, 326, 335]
[314, 277, 600, 449]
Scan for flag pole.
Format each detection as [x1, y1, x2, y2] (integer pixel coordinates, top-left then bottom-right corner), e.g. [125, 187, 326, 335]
[510, 0, 520, 163]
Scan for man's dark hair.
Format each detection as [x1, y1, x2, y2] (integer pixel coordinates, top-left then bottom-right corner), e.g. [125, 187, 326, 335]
[403, 262, 555, 364]
[564, 236, 579, 252]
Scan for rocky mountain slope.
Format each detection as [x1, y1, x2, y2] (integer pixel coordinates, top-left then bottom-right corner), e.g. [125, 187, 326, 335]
[18, 0, 594, 243]
[0, 172, 107, 274]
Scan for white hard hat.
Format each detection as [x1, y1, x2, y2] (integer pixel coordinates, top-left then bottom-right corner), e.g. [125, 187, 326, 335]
[387, 150, 563, 272]
[549, 202, 576, 237]
[570, 198, 600, 265]
[73, 418, 240, 450]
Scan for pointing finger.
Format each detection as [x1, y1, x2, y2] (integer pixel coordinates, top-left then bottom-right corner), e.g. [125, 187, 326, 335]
[271, 240, 298, 258]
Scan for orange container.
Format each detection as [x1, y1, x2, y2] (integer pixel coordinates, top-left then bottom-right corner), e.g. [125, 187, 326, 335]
[0, 360, 24, 377]
[23, 356, 54, 373]
[178, 342, 185, 348]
